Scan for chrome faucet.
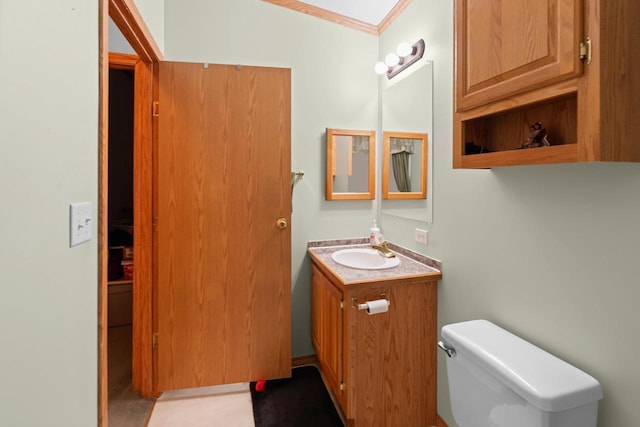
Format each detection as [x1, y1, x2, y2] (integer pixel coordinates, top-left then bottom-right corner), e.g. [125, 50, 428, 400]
[371, 240, 396, 258]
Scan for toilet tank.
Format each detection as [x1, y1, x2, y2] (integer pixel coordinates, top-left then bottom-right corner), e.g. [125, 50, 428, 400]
[440, 320, 603, 427]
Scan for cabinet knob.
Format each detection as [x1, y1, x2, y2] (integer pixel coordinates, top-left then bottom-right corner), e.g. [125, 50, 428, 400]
[276, 218, 288, 230]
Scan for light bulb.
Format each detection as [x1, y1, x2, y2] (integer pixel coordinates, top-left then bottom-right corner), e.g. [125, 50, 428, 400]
[384, 52, 400, 67]
[397, 42, 413, 58]
[374, 61, 388, 75]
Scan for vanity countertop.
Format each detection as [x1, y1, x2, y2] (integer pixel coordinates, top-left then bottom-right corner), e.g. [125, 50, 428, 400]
[308, 238, 442, 286]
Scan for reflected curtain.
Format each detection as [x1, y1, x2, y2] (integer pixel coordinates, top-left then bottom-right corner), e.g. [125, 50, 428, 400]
[390, 138, 413, 192]
[392, 151, 411, 192]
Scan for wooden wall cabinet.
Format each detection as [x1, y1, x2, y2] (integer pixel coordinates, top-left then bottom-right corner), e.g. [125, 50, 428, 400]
[311, 261, 439, 426]
[454, 0, 640, 168]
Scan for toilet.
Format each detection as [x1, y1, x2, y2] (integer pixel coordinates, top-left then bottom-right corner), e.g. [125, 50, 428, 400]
[439, 320, 603, 427]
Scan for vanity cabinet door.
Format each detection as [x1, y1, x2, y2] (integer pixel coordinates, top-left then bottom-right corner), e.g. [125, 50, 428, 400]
[455, 0, 583, 111]
[311, 264, 343, 403]
[348, 281, 437, 427]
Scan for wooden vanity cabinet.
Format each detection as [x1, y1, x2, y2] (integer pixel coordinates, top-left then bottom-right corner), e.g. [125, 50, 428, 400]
[454, 0, 640, 168]
[311, 261, 439, 427]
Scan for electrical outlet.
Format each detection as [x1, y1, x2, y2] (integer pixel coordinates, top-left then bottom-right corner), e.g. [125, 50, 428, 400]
[70, 202, 92, 247]
[415, 228, 428, 245]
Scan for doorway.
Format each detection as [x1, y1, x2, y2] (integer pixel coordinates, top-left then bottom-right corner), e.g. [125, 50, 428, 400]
[100, 1, 161, 424]
[107, 62, 154, 424]
[100, 2, 292, 423]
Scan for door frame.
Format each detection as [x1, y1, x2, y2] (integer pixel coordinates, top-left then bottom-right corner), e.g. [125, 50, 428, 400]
[107, 52, 153, 395]
[99, 0, 162, 425]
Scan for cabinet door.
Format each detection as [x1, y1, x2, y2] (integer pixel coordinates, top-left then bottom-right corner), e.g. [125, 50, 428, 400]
[455, 0, 583, 111]
[311, 264, 343, 400]
[350, 283, 437, 427]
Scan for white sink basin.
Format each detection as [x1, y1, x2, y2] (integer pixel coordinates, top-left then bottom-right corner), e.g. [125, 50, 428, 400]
[331, 248, 400, 270]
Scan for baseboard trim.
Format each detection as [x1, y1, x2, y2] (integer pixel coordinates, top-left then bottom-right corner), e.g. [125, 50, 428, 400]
[292, 354, 319, 367]
[436, 414, 448, 427]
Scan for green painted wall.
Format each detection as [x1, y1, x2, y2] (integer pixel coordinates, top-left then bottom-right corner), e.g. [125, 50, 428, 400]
[0, 1, 99, 425]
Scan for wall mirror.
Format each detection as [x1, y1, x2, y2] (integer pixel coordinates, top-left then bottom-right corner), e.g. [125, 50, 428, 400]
[325, 128, 375, 200]
[382, 131, 427, 199]
[381, 62, 433, 222]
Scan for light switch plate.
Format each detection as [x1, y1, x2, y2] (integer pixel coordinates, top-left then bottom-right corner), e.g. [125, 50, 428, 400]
[70, 202, 92, 247]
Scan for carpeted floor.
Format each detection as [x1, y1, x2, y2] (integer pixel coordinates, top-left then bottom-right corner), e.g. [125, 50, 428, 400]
[108, 325, 155, 427]
[250, 366, 344, 427]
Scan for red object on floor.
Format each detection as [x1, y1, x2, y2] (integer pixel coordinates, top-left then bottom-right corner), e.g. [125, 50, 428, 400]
[255, 380, 266, 392]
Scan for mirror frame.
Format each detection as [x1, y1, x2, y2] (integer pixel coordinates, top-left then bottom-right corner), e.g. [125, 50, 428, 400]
[326, 128, 376, 200]
[382, 131, 428, 199]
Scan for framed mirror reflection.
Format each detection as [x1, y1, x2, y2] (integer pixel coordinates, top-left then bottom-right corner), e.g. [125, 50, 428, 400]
[325, 128, 375, 200]
[382, 131, 427, 199]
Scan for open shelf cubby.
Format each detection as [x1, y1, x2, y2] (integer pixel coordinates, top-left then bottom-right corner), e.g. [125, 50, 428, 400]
[459, 93, 578, 168]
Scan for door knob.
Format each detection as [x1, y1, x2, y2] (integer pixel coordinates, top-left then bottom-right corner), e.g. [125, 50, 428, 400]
[276, 218, 288, 229]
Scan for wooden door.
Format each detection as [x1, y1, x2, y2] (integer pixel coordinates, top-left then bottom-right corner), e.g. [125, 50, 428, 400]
[455, 0, 583, 111]
[155, 61, 291, 391]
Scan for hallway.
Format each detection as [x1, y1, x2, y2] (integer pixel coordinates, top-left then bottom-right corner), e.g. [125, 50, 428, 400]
[108, 325, 154, 426]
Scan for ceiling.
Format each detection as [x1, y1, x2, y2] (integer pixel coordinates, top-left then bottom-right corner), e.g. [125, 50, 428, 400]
[296, 0, 401, 26]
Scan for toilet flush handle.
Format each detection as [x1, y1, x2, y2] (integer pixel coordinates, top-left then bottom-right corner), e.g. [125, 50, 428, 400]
[438, 341, 456, 358]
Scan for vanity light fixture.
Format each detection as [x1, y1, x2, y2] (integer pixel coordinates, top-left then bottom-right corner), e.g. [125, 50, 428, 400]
[374, 39, 425, 79]
[385, 52, 400, 67]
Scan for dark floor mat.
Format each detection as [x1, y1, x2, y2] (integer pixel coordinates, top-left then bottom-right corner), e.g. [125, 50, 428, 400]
[250, 365, 344, 427]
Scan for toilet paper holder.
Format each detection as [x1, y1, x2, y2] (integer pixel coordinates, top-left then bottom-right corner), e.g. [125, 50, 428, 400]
[352, 293, 390, 310]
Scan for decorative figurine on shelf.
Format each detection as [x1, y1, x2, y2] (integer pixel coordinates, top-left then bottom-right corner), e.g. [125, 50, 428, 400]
[520, 121, 551, 149]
